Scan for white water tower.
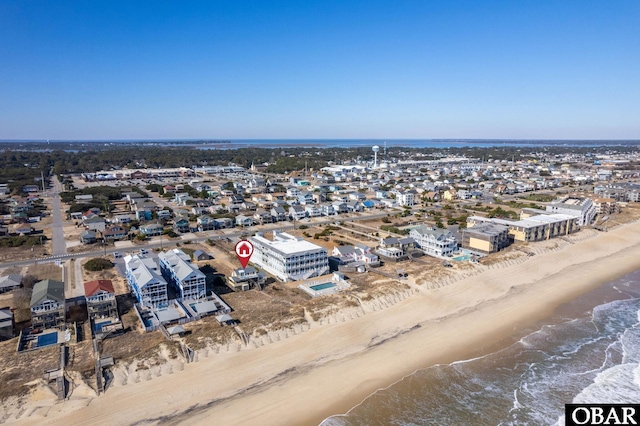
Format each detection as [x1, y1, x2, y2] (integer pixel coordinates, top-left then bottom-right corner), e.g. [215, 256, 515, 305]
[372, 145, 380, 168]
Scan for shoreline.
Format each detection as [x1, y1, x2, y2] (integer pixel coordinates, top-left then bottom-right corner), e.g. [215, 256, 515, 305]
[5, 221, 640, 425]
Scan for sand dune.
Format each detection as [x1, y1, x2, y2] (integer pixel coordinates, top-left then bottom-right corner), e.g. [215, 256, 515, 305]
[6, 221, 640, 426]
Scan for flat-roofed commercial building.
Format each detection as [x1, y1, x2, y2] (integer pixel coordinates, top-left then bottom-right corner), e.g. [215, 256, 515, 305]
[467, 213, 579, 243]
[546, 197, 596, 226]
[593, 197, 620, 215]
[249, 231, 329, 282]
[461, 223, 510, 254]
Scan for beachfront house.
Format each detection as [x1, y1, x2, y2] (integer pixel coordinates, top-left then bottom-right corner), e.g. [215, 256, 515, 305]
[158, 249, 206, 301]
[320, 203, 336, 216]
[249, 231, 329, 282]
[546, 197, 597, 226]
[228, 266, 267, 291]
[331, 245, 380, 266]
[305, 204, 322, 218]
[254, 209, 273, 224]
[30, 279, 66, 330]
[409, 226, 458, 258]
[124, 255, 168, 308]
[84, 280, 118, 319]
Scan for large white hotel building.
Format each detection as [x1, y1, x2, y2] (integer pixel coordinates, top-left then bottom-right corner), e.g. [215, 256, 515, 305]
[249, 231, 329, 282]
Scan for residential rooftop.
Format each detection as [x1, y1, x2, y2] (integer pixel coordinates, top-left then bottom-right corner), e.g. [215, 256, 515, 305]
[251, 231, 326, 256]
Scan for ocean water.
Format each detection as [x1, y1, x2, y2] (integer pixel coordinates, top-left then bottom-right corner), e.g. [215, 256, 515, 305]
[321, 269, 640, 426]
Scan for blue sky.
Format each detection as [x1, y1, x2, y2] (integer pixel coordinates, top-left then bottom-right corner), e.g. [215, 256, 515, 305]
[1, 1, 639, 140]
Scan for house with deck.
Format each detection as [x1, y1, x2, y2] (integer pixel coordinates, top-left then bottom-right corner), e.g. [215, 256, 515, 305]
[140, 222, 164, 236]
[271, 206, 287, 222]
[0, 274, 22, 293]
[227, 266, 267, 291]
[30, 279, 65, 330]
[79, 230, 98, 244]
[83, 214, 106, 232]
[0, 307, 14, 341]
[197, 215, 216, 231]
[104, 225, 128, 241]
[84, 280, 118, 319]
[289, 205, 306, 220]
[332, 245, 379, 266]
[173, 217, 191, 234]
[409, 226, 458, 258]
[158, 249, 206, 300]
[124, 255, 168, 308]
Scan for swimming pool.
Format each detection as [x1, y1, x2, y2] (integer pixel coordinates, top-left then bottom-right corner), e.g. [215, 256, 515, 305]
[310, 282, 337, 291]
[94, 321, 110, 332]
[452, 254, 471, 261]
[37, 332, 58, 347]
[451, 250, 474, 261]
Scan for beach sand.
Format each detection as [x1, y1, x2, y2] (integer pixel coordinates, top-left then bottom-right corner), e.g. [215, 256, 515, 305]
[5, 221, 640, 426]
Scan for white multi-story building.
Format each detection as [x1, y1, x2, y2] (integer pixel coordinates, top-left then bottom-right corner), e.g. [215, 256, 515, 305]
[546, 197, 597, 226]
[392, 190, 416, 207]
[124, 255, 168, 308]
[409, 225, 458, 258]
[249, 231, 329, 282]
[158, 249, 206, 301]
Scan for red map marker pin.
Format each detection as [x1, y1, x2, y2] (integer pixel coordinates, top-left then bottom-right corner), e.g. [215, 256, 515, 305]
[235, 240, 254, 268]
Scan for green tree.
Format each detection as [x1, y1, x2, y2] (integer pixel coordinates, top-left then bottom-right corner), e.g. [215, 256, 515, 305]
[84, 258, 114, 271]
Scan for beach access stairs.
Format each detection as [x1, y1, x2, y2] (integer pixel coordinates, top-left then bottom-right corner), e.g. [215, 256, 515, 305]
[234, 325, 250, 346]
[180, 342, 195, 363]
[406, 252, 430, 266]
[43, 344, 67, 400]
[365, 265, 408, 281]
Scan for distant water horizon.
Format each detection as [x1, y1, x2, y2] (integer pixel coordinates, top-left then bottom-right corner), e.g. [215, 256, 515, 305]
[2, 138, 640, 149]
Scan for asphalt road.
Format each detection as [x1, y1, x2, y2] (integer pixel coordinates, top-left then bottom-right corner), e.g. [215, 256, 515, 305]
[0, 210, 397, 269]
[50, 175, 68, 256]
